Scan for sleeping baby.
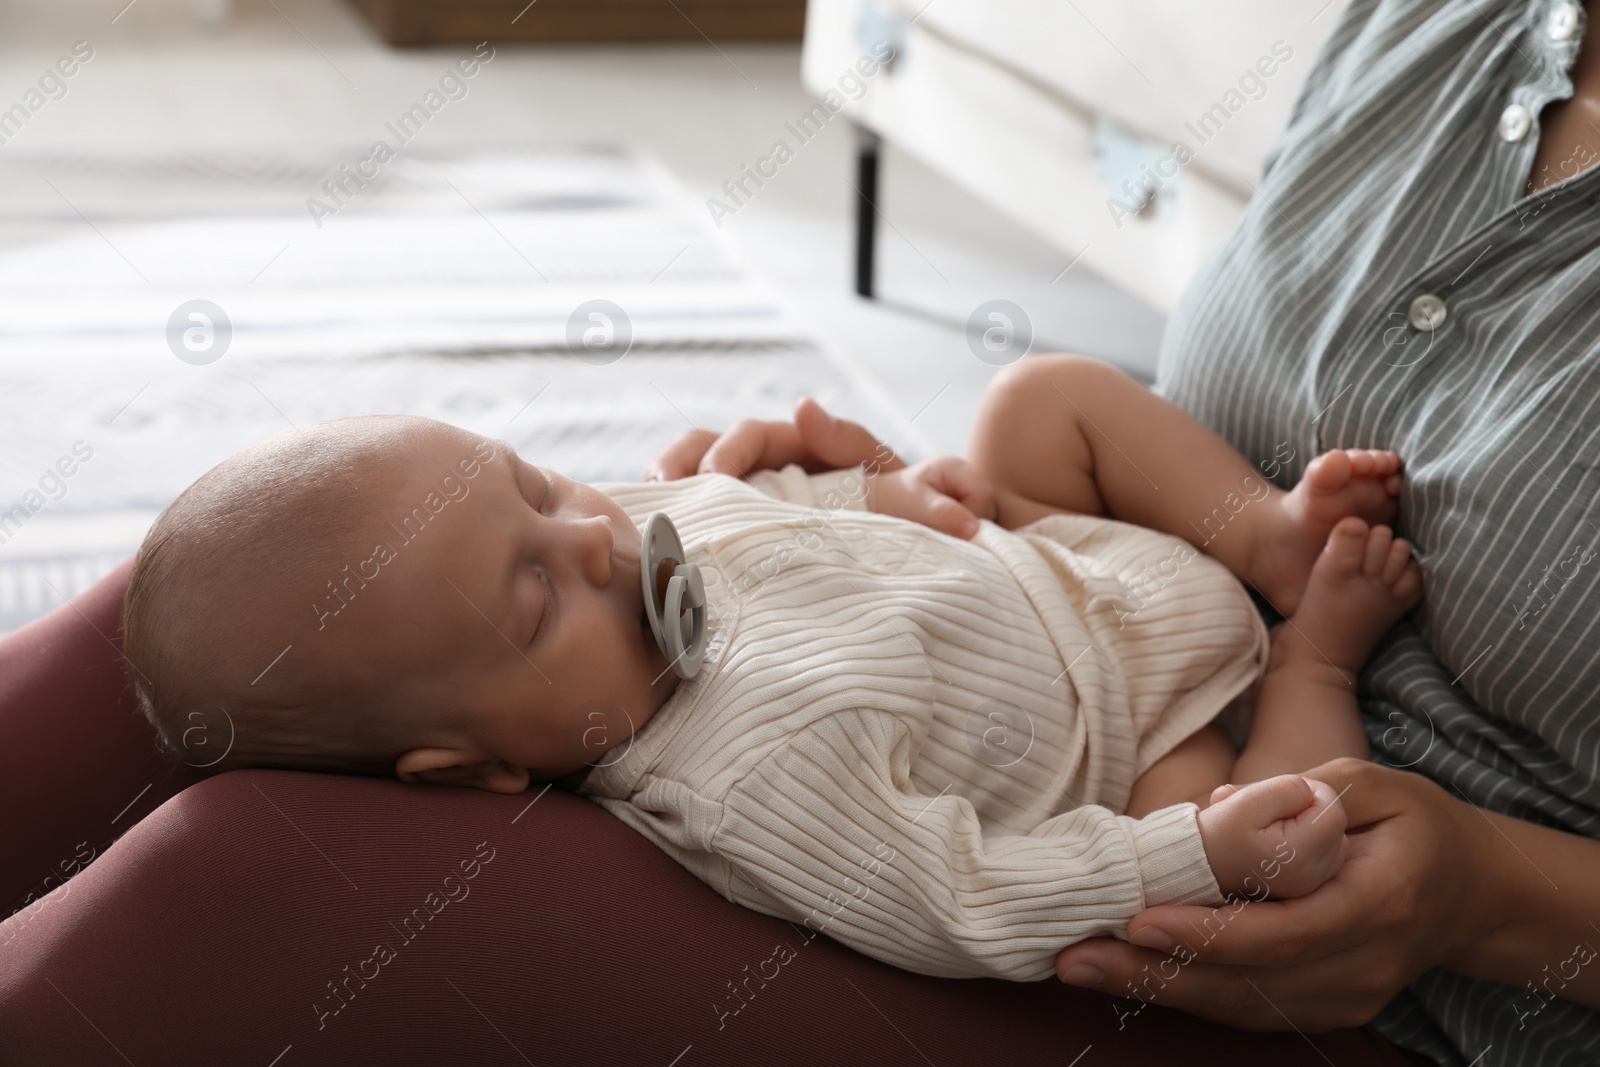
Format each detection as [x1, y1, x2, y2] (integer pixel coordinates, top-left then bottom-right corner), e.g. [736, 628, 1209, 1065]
[122, 355, 1419, 982]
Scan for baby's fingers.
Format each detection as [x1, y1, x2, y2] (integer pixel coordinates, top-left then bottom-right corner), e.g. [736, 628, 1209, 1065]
[914, 483, 982, 539]
[929, 458, 998, 523]
[647, 426, 718, 481]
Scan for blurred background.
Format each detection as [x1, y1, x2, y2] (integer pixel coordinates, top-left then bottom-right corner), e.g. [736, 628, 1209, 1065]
[0, 0, 1336, 629]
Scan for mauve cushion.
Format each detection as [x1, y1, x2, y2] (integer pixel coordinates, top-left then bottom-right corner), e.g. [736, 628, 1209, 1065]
[0, 561, 1414, 1065]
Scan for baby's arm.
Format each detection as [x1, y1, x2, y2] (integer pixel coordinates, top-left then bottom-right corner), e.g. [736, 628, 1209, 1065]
[718, 707, 1223, 981]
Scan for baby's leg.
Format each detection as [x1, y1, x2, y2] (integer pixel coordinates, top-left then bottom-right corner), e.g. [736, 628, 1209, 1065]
[1125, 519, 1421, 899]
[1122, 520, 1420, 812]
[1231, 517, 1422, 783]
[1196, 520, 1421, 898]
[1125, 724, 1234, 818]
[967, 355, 1403, 615]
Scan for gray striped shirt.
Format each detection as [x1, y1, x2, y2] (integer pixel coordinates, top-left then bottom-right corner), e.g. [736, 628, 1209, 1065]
[1155, 1, 1600, 1064]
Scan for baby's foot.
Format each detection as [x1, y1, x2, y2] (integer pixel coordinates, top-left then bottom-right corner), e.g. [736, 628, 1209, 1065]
[1196, 775, 1347, 899]
[1278, 517, 1423, 674]
[1256, 449, 1403, 616]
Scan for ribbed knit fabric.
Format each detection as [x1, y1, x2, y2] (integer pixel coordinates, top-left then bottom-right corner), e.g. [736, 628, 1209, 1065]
[576, 467, 1269, 981]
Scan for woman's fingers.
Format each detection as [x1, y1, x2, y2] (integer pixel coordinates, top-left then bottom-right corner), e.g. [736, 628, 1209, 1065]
[1054, 760, 1460, 1032]
[644, 420, 808, 480]
[646, 426, 718, 481]
[1118, 889, 1363, 971]
[1299, 756, 1413, 828]
[645, 398, 902, 481]
[694, 419, 810, 477]
[794, 396, 906, 473]
[1120, 785, 1421, 971]
[1059, 892, 1399, 1031]
[1055, 940, 1377, 1032]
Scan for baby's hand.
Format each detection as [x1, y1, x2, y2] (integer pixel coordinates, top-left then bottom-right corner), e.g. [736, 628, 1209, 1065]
[866, 457, 998, 540]
[1195, 775, 1347, 900]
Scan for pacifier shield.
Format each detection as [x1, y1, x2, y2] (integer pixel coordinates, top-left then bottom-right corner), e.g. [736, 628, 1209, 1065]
[640, 512, 707, 678]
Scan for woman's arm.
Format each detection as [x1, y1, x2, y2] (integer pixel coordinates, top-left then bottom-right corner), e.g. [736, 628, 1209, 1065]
[1456, 792, 1600, 1007]
[1053, 757, 1600, 1030]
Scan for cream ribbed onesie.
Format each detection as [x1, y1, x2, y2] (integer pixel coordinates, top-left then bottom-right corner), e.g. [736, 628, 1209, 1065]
[577, 465, 1270, 981]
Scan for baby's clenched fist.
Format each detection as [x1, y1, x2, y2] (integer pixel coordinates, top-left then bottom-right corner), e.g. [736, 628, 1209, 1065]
[1197, 774, 1348, 899]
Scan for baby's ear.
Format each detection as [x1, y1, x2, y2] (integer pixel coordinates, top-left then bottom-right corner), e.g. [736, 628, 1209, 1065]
[395, 747, 530, 794]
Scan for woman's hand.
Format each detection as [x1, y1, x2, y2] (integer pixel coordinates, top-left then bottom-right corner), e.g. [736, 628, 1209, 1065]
[865, 457, 999, 540]
[646, 397, 905, 481]
[1054, 758, 1501, 1031]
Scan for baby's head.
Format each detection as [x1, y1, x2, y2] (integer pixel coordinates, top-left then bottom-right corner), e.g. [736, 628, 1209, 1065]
[123, 415, 679, 793]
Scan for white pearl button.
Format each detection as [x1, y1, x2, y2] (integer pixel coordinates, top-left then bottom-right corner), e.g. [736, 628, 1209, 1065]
[1408, 294, 1447, 331]
[1498, 103, 1533, 142]
[1548, 2, 1581, 41]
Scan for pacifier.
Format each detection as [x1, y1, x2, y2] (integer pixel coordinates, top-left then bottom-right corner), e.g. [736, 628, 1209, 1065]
[640, 512, 707, 678]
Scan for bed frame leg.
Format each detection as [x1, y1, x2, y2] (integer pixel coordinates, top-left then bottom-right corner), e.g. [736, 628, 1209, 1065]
[854, 124, 880, 300]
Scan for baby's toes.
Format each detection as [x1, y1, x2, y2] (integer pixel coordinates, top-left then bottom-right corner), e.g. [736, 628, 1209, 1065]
[1361, 524, 1395, 577]
[1392, 559, 1424, 606]
[1364, 449, 1403, 477]
[1322, 516, 1370, 574]
[1380, 536, 1413, 585]
[1345, 449, 1377, 477]
[1374, 494, 1400, 526]
[1306, 449, 1354, 490]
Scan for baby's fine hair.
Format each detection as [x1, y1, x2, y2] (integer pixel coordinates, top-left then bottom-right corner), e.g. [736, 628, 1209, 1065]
[123, 417, 436, 777]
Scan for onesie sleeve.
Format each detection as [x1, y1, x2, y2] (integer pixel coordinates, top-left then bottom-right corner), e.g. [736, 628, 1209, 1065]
[744, 463, 870, 512]
[714, 707, 1220, 981]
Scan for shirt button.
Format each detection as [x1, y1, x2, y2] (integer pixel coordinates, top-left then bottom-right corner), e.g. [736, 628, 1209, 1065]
[1548, 2, 1581, 40]
[1498, 103, 1533, 142]
[1408, 294, 1447, 331]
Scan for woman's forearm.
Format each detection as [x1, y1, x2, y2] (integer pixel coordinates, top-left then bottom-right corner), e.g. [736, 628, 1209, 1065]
[1453, 803, 1600, 1011]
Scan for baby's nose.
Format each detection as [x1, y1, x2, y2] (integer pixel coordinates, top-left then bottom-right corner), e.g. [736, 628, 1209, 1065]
[568, 514, 615, 585]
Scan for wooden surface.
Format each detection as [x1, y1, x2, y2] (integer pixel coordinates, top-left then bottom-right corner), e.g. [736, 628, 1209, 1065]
[347, 0, 807, 46]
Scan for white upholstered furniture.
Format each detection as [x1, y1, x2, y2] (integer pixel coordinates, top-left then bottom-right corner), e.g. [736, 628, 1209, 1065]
[803, 0, 1345, 312]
